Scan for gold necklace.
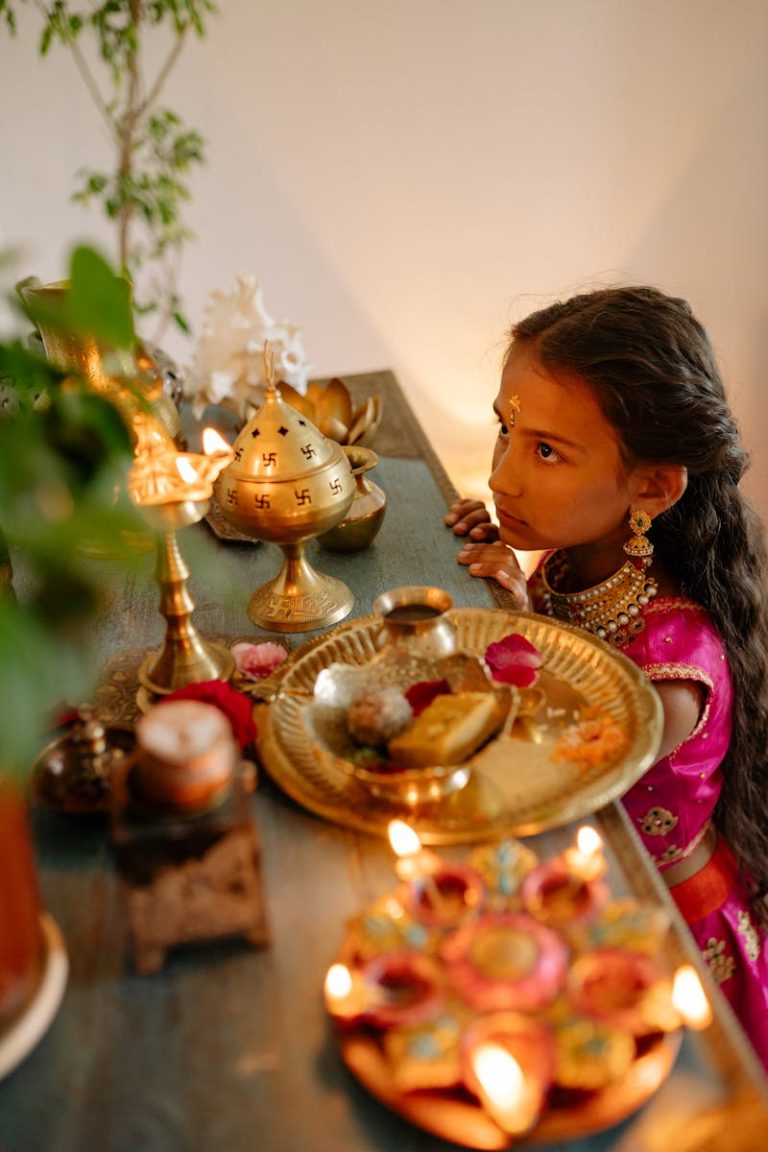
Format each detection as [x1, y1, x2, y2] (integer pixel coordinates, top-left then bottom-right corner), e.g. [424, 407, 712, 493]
[538, 550, 658, 645]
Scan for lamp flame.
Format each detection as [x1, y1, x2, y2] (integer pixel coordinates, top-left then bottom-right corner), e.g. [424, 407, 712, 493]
[672, 965, 712, 1029]
[325, 963, 353, 1002]
[470, 1043, 540, 1135]
[202, 426, 232, 456]
[387, 819, 422, 858]
[176, 456, 201, 486]
[576, 825, 602, 856]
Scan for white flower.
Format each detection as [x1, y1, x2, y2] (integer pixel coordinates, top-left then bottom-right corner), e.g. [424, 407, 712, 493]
[185, 274, 312, 421]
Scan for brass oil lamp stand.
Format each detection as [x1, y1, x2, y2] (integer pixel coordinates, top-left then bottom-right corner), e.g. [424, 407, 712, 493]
[138, 498, 235, 696]
[129, 427, 235, 698]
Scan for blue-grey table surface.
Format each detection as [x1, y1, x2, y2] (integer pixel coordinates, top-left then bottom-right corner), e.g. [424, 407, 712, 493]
[2, 371, 767, 1152]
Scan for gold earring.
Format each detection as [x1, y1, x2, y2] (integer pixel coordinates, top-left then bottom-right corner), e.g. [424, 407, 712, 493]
[624, 509, 654, 568]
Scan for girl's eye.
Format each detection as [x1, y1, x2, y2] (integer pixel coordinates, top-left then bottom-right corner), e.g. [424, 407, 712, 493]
[495, 415, 509, 439]
[536, 441, 562, 463]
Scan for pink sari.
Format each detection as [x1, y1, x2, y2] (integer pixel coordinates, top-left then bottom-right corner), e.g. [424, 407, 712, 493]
[620, 598, 768, 1071]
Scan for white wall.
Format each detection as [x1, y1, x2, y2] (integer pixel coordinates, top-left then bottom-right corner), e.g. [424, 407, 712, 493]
[2, 0, 766, 519]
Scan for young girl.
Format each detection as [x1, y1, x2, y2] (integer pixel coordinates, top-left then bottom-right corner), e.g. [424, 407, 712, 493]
[447, 286, 768, 1071]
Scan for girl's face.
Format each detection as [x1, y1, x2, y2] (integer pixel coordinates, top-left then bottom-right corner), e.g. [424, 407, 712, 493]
[489, 345, 640, 574]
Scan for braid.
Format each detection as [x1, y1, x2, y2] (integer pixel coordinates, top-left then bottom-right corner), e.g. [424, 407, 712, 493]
[512, 286, 768, 918]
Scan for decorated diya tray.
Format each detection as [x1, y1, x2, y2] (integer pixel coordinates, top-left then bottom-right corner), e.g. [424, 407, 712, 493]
[324, 836, 686, 1148]
[257, 608, 663, 843]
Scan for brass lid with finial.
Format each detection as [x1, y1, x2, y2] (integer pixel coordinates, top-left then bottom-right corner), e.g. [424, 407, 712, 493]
[218, 342, 355, 544]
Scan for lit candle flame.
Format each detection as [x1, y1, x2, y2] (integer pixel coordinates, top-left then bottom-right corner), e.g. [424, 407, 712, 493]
[323, 962, 370, 1022]
[325, 963, 353, 1002]
[564, 824, 606, 882]
[202, 426, 232, 456]
[176, 456, 201, 486]
[471, 1043, 540, 1135]
[576, 825, 602, 856]
[387, 819, 422, 858]
[672, 965, 712, 1029]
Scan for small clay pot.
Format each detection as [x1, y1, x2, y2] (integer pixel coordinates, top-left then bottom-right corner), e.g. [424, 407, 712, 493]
[319, 446, 386, 552]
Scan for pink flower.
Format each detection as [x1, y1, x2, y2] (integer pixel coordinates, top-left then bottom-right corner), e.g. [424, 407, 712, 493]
[404, 678, 452, 716]
[484, 633, 543, 688]
[231, 641, 288, 681]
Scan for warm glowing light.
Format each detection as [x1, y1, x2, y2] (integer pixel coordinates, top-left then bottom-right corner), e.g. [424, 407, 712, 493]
[325, 963, 353, 1001]
[564, 824, 606, 881]
[672, 965, 712, 1029]
[387, 819, 422, 859]
[576, 825, 602, 856]
[470, 1043, 540, 1135]
[323, 962, 369, 1022]
[202, 426, 232, 456]
[176, 456, 201, 485]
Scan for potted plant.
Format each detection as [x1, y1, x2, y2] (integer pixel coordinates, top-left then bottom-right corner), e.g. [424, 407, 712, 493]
[0, 244, 142, 1071]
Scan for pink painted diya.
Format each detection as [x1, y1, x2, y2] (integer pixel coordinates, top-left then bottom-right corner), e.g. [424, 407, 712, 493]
[400, 861, 485, 929]
[521, 857, 608, 927]
[440, 912, 567, 1012]
[461, 1010, 556, 1101]
[567, 948, 668, 1036]
[360, 950, 444, 1030]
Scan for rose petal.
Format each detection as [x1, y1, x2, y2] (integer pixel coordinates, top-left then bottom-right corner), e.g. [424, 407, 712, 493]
[484, 634, 543, 688]
[404, 678, 452, 717]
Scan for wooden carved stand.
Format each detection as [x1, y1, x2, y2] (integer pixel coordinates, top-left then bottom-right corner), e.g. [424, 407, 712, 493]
[109, 765, 268, 974]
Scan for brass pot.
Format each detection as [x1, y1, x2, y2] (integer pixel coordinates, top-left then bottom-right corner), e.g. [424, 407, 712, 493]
[319, 446, 386, 553]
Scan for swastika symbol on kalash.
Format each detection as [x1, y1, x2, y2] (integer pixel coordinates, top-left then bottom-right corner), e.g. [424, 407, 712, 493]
[226, 490, 239, 505]
[234, 447, 243, 462]
[295, 489, 312, 506]
[254, 494, 271, 509]
[301, 443, 317, 461]
[329, 476, 343, 494]
[262, 452, 277, 466]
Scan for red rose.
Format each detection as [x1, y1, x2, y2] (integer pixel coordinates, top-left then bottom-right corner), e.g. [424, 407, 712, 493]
[162, 680, 257, 751]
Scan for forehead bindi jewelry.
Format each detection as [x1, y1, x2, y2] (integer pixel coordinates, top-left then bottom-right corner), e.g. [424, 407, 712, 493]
[508, 395, 521, 427]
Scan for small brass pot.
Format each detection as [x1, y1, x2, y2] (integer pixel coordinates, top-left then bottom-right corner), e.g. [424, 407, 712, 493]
[319, 446, 386, 553]
[372, 586, 458, 657]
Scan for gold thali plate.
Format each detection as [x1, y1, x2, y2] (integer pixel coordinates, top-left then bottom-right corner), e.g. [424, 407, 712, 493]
[257, 608, 663, 843]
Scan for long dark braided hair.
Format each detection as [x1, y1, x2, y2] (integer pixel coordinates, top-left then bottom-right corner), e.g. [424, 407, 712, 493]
[511, 286, 768, 919]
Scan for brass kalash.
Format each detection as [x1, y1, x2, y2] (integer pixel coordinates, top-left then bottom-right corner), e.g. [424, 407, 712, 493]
[218, 346, 356, 632]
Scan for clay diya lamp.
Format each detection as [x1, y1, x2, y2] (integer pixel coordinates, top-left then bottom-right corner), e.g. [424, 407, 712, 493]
[461, 1011, 555, 1137]
[359, 950, 444, 1031]
[388, 820, 484, 929]
[440, 912, 567, 1012]
[521, 829, 609, 928]
[400, 862, 485, 930]
[567, 948, 671, 1037]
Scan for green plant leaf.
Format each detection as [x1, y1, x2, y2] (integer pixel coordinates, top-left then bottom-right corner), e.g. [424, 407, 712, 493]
[67, 245, 135, 349]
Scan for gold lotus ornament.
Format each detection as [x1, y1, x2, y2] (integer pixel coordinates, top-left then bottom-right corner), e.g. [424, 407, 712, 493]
[278, 377, 382, 446]
[217, 349, 356, 632]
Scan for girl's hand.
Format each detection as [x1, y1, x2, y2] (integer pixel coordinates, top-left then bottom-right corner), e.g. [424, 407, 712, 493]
[457, 540, 531, 609]
[445, 499, 499, 541]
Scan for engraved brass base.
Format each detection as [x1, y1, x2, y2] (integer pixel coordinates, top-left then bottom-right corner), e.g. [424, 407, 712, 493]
[138, 638, 236, 697]
[248, 541, 354, 633]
